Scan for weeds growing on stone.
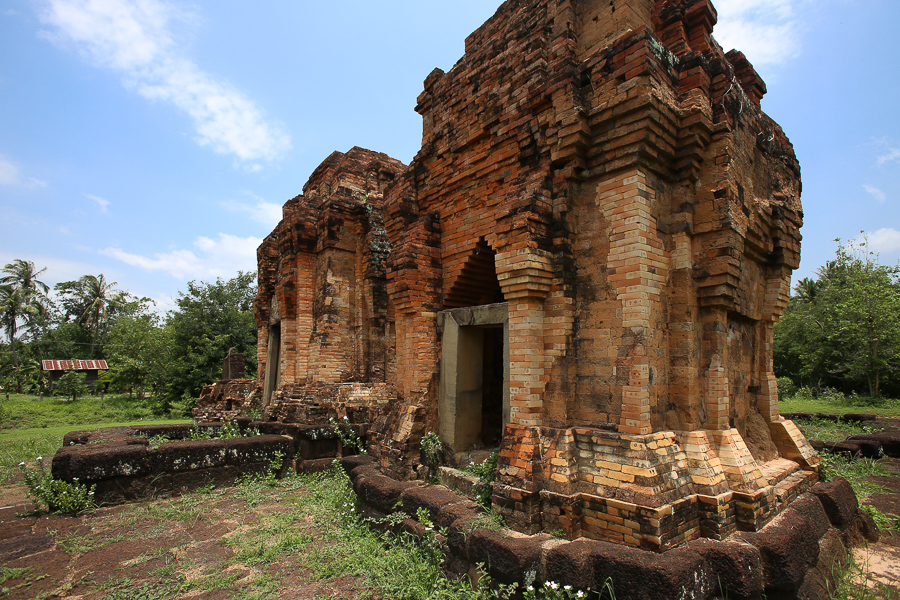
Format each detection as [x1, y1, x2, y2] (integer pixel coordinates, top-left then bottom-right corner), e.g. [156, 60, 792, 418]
[461, 451, 499, 508]
[827, 548, 900, 600]
[818, 453, 890, 501]
[329, 416, 366, 454]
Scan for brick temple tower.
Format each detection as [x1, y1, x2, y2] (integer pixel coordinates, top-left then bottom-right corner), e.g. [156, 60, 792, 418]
[252, 0, 819, 551]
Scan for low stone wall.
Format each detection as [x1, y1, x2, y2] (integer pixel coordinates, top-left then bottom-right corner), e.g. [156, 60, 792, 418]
[51, 419, 373, 504]
[341, 456, 878, 600]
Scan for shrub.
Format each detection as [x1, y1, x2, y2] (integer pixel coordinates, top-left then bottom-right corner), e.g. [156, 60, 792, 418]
[19, 456, 95, 513]
[55, 371, 90, 400]
[421, 431, 442, 465]
[776, 376, 798, 400]
[464, 451, 499, 508]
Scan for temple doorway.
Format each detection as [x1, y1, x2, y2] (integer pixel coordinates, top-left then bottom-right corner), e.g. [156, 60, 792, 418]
[438, 304, 509, 453]
[263, 322, 281, 407]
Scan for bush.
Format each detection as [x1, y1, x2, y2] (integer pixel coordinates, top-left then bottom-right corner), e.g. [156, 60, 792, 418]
[463, 452, 499, 508]
[55, 371, 90, 400]
[19, 456, 96, 513]
[776, 376, 798, 400]
[421, 431, 443, 465]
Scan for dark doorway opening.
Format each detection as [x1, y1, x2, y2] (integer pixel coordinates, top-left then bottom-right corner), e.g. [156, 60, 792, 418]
[481, 326, 505, 447]
[263, 323, 281, 407]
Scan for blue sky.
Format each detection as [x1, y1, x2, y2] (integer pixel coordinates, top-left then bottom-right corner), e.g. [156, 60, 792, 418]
[1, 0, 898, 313]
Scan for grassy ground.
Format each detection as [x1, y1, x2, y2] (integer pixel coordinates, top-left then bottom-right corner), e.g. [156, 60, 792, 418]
[0, 393, 190, 484]
[791, 416, 888, 443]
[0, 392, 190, 430]
[780, 394, 900, 417]
[3, 467, 576, 600]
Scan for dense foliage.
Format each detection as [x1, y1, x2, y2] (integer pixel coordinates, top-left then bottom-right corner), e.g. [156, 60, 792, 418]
[0, 259, 257, 414]
[774, 238, 900, 398]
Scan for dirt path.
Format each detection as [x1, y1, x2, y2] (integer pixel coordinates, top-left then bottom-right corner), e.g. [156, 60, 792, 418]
[855, 456, 900, 592]
[0, 476, 368, 600]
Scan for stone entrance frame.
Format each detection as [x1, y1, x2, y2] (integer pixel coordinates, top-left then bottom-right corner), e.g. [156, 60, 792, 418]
[437, 303, 510, 454]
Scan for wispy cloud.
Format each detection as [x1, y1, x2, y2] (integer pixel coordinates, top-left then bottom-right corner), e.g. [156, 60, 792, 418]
[37, 0, 291, 166]
[222, 192, 282, 228]
[101, 232, 260, 280]
[0, 154, 48, 188]
[713, 0, 802, 66]
[877, 147, 900, 167]
[863, 184, 887, 203]
[85, 193, 111, 213]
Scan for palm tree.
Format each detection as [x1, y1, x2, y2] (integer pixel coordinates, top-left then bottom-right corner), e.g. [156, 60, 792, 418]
[0, 259, 50, 299]
[0, 284, 46, 366]
[793, 277, 820, 303]
[77, 274, 127, 357]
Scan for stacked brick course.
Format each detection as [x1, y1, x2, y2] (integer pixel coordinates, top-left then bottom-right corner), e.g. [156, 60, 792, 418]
[245, 0, 821, 552]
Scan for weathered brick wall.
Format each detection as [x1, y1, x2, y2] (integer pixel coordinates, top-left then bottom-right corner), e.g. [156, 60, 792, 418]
[381, 0, 805, 438]
[255, 148, 405, 399]
[376, 0, 814, 546]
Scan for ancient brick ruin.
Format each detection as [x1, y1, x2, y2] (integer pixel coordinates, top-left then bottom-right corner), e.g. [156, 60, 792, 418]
[228, 0, 823, 553]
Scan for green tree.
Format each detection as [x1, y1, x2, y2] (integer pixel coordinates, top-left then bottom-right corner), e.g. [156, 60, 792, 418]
[55, 370, 89, 400]
[54, 274, 129, 358]
[105, 301, 165, 398]
[0, 259, 50, 300]
[160, 272, 257, 407]
[0, 260, 49, 367]
[0, 284, 46, 367]
[774, 237, 900, 397]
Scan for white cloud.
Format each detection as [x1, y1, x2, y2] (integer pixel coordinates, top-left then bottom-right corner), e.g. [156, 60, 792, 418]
[37, 0, 291, 165]
[222, 193, 282, 228]
[866, 228, 900, 254]
[0, 155, 48, 188]
[877, 147, 900, 167]
[713, 0, 802, 66]
[85, 193, 110, 213]
[863, 184, 887, 203]
[0, 252, 102, 286]
[101, 232, 261, 280]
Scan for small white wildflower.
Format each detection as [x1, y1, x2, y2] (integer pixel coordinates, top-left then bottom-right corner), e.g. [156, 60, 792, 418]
[528, 586, 534, 591]
[576, 591, 585, 598]
[548, 581, 559, 590]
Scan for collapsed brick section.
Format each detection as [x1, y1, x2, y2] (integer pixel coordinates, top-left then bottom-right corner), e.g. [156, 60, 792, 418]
[232, 0, 822, 553]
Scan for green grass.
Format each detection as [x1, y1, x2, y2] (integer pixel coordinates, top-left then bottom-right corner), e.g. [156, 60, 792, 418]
[0, 392, 191, 484]
[0, 392, 189, 431]
[1, 420, 189, 484]
[780, 393, 900, 417]
[792, 416, 887, 443]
